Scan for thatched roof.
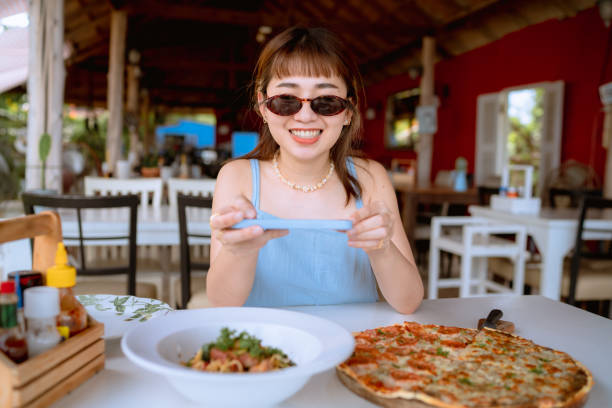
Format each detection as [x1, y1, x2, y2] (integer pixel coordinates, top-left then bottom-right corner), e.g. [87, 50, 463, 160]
[64, 0, 598, 109]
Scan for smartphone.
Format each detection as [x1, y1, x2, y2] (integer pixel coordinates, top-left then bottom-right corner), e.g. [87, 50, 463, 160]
[231, 219, 352, 230]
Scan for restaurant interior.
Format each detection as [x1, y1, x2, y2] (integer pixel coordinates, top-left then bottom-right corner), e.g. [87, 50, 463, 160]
[0, 1, 612, 406]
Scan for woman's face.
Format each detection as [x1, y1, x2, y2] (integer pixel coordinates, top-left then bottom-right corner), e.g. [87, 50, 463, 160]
[259, 75, 351, 160]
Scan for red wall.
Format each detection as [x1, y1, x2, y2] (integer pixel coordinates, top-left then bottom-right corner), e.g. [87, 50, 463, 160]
[363, 6, 612, 182]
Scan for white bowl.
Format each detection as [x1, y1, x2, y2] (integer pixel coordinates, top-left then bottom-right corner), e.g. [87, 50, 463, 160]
[121, 307, 355, 407]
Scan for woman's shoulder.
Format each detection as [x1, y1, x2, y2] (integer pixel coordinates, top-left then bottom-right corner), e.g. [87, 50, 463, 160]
[218, 159, 252, 178]
[350, 157, 388, 181]
[216, 159, 254, 189]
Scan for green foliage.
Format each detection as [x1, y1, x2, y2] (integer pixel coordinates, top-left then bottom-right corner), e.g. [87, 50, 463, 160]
[38, 133, 51, 189]
[38, 133, 51, 162]
[141, 153, 159, 167]
[0, 92, 27, 200]
[507, 88, 544, 187]
[64, 109, 108, 176]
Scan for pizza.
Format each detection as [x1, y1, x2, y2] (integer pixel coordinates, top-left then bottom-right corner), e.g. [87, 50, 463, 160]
[336, 322, 593, 408]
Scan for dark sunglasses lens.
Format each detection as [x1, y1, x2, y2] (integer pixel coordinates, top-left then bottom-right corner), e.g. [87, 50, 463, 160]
[311, 96, 346, 116]
[267, 95, 302, 116]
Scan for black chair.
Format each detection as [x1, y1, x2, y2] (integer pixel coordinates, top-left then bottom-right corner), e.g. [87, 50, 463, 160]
[567, 196, 612, 313]
[548, 187, 602, 208]
[22, 192, 140, 295]
[177, 193, 213, 309]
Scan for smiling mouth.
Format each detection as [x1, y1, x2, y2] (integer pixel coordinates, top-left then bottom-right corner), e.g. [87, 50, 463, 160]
[290, 129, 322, 139]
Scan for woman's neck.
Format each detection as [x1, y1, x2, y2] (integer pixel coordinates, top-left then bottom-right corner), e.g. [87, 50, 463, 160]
[275, 151, 332, 185]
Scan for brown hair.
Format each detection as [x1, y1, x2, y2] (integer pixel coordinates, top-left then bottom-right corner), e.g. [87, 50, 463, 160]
[242, 26, 366, 205]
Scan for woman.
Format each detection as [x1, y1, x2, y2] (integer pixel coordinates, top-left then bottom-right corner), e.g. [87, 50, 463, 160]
[207, 27, 423, 314]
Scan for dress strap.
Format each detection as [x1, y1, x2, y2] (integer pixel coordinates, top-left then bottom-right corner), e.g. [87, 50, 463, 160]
[346, 157, 363, 209]
[249, 159, 260, 210]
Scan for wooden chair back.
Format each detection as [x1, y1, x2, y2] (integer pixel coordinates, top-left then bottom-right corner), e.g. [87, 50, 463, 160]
[0, 211, 62, 272]
[21, 193, 140, 295]
[568, 195, 612, 306]
[548, 187, 602, 208]
[177, 193, 213, 309]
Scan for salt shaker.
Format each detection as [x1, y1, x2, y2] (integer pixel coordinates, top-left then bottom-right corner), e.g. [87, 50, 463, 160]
[24, 286, 61, 357]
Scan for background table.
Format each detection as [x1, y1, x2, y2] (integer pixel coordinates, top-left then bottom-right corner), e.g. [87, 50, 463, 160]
[469, 205, 612, 300]
[52, 296, 612, 407]
[393, 182, 479, 244]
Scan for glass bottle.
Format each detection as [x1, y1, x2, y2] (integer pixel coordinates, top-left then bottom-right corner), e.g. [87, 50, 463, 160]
[45, 243, 87, 338]
[0, 281, 28, 363]
[24, 286, 62, 357]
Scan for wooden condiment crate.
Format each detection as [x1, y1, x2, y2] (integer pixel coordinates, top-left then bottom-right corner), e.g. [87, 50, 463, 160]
[0, 317, 104, 408]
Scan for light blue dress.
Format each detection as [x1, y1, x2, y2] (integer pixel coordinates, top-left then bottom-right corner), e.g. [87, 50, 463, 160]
[243, 158, 379, 307]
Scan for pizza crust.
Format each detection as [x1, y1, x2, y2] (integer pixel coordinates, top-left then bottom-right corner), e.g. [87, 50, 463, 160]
[337, 368, 442, 408]
[337, 323, 594, 408]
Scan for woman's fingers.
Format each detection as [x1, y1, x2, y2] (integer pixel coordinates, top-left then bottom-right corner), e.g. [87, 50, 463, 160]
[210, 195, 257, 230]
[347, 201, 393, 251]
[215, 225, 264, 245]
[232, 196, 257, 219]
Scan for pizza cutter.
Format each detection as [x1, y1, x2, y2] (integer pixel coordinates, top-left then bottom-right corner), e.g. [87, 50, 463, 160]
[477, 308, 515, 333]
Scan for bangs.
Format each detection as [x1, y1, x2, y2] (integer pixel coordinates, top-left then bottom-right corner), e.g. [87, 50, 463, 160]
[269, 48, 345, 81]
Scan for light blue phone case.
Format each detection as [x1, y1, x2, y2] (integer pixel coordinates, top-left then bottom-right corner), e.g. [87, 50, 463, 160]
[231, 219, 353, 230]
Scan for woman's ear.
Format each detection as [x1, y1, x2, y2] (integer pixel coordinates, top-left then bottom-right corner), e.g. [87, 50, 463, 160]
[344, 110, 353, 126]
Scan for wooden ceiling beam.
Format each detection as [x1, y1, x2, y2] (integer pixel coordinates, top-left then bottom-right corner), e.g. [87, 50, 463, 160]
[121, 0, 426, 41]
[360, 0, 511, 77]
[66, 40, 109, 66]
[139, 59, 252, 72]
[121, 0, 281, 27]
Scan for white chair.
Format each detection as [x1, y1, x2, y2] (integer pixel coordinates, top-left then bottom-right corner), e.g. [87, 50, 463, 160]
[167, 178, 216, 216]
[84, 176, 163, 215]
[428, 216, 527, 299]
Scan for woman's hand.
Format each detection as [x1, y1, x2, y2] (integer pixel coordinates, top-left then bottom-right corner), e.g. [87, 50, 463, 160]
[346, 200, 394, 253]
[210, 195, 288, 256]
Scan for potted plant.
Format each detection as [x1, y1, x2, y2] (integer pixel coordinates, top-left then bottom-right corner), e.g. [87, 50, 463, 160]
[140, 153, 160, 177]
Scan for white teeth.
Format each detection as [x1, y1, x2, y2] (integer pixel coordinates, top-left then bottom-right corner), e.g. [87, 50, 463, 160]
[290, 130, 321, 138]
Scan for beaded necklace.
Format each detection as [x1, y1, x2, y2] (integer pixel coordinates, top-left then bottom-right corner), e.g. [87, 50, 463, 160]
[272, 152, 334, 193]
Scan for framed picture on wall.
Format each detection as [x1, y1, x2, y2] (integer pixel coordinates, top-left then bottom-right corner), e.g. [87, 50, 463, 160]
[385, 88, 420, 150]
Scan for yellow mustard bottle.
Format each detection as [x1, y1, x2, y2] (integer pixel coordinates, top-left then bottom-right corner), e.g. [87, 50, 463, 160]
[45, 243, 87, 338]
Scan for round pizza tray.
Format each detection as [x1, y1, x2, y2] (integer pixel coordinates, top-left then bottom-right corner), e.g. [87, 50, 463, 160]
[337, 369, 433, 408]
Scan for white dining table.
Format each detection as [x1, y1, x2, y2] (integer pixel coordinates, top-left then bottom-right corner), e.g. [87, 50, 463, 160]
[57, 204, 212, 247]
[469, 205, 612, 301]
[51, 295, 612, 408]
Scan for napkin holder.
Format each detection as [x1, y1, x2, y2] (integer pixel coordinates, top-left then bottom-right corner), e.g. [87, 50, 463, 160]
[0, 316, 104, 408]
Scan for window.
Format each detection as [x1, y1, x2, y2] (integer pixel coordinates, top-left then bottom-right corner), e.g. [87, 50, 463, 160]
[385, 88, 420, 149]
[475, 81, 564, 196]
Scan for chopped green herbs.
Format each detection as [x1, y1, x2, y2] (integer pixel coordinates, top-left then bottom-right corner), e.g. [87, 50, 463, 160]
[459, 378, 473, 386]
[538, 357, 550, 363]
[530, 367, 544, 375]
[436, 347, 449, 357]
[204, 327, 288, 359]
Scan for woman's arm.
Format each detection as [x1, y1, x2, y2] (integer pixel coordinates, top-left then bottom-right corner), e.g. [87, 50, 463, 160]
[206, 161, 287, 306]
[347, 160, 424, 314]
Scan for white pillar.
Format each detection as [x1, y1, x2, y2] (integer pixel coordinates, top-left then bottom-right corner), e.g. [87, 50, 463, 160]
[25, 0, 65, 192]
[106, 10, 127, 176]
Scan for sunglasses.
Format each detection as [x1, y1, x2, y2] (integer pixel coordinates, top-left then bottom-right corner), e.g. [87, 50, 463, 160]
[262, 94, 350, 116]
